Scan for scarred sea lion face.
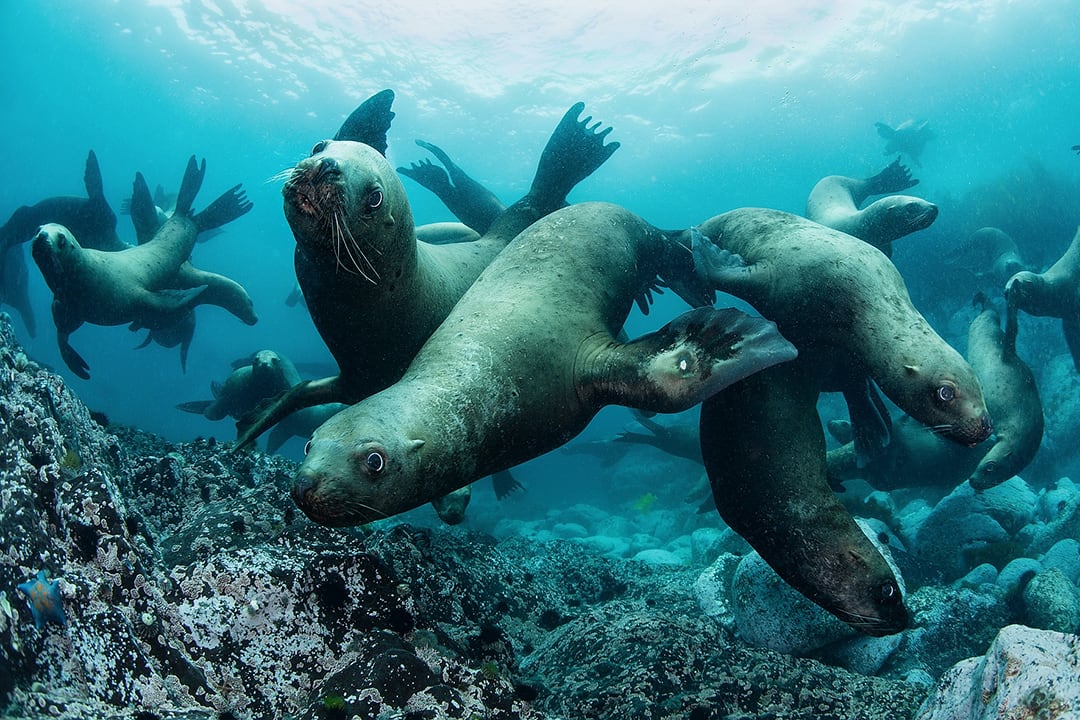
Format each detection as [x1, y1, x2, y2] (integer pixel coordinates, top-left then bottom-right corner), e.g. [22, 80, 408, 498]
[282, 139, 414, 283]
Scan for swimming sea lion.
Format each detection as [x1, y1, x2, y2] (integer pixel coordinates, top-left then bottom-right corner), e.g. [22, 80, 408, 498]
[805, 157, 938, 257]
[965, 296, 1044, 490]
[874, 120, 934, 166]
[293, 201, 797, 527]
[946, 227, 1033, 289]
[179, 349, 299, 421]
[1, 244, 35, 337]
[1005, 225, 1080, 370]
[692, 208, 992, 634]
[235, 91, 621, 447]
[398, 139, 506, 235]
[32, 157, 252, 379]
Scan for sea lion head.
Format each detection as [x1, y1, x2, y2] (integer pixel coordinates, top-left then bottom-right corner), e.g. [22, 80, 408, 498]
[282, 139, 414, 283]
[292, 393, 432, 527]
[801, 546, 909, 637]
[871, 195, 938, 240]
[896, 359, 992, 447]
[31, 223, 82, 293]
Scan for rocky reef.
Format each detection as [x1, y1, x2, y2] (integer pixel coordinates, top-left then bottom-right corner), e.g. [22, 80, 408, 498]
[0, 309, 1076, 719]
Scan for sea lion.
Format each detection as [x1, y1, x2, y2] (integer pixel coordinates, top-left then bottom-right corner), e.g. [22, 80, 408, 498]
[805, 157, 938, 257]
[946, 227, 1033, 289]
[31, 157, 252, 379]
[614, 410, 703, 464]
[398, 139, 506, 235]
[235, 91, 621, 447]
[1, 244, 35, 337]
[965, 296, 1045, 490]
[874, 120, 934, 166]
[692, 208, 992, 634]
[1005, 225, 1080, 370]
[293, 201, 797, 527]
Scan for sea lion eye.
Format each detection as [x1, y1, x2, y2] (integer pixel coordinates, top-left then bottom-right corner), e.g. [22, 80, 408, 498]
[365, 189, 383, 211]
[877, 581, 901, 605]
[365, 451, 385, 474]
[303, 440, 312, 455]
[936, 385, 955, 403]
[310, 140, 328, 156]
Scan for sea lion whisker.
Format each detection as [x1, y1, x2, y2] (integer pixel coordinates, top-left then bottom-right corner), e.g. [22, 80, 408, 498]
[332, 212, 378, 284]
[267, 166, 298, 184]
[338, 217, 381, 277]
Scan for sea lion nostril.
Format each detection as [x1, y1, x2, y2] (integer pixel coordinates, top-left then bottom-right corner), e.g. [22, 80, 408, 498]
[314, 157, 339, 182]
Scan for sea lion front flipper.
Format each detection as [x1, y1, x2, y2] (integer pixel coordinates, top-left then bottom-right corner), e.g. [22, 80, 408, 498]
[491, 469, 524, 500]
[83, 150, 106, 201]
[584, 306, 797, 413]
[700, 362, 908, 635]
[193, 184, 253, 233]
[173, 156, 206, 218]
[234, 375, 345, 450]
[527, 102, 620, 209]
[177, 400, 213, 415]
[333, 89, 395, 156]
[842, 377, 893, 467]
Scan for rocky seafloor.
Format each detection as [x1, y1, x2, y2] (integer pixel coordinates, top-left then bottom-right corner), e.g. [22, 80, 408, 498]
[0, 308, 1077, 720]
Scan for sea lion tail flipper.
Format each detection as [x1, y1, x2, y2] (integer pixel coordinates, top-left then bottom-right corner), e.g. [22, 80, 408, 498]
[333, 89, 395, 155]
[528, 102, 620, 208]
[174, 156, 207, 217]
[193, 184, 253, 232]
[177, 400, 214, 415]
[130, 172, 161, 244]
[234, 375, 343, 451]
[842, 378, 893, 468]
[491, 469, 524, 500]
[84, 150, 105, 200]
[588, 306, 797, 413]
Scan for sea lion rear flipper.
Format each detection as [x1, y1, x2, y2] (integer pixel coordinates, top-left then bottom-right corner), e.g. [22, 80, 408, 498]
[173, 156, 206, 217]
[84, 150, 106, 200]
[129, 172, 161, 244]
[842, 377, 893, 468]
[863, 157, 918, 196]
[58, 331, 90, 380]
[193, 184, 253, 233]
[874, 122, 895, 140]
[491, 469, 524, 500]
[333, 89, 395, 156]
[527, 102, 620, 209]
[585, 306, 797, 413]
[398, 140, 505, 235]
[177, 400, 214, 415]
[234, 375, 344, 451]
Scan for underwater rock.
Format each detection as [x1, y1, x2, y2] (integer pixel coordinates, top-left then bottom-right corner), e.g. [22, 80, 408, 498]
[1040, 538, 1080, 583]
[916, 624, 1080, 720]
[1021, 567, 1080, 634]
[1017, 476, 1080, 556]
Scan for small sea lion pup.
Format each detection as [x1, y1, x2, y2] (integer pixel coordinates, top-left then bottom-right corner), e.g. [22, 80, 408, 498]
[965, 295, 1044, 490]
[692, 208, 992, 636]
[293, 201, 797, 528]
[805, 157, 938, 257]
[1005, 225, 1080, 370]
[32, 157, 252, 379]
[235, 89, 620, 447]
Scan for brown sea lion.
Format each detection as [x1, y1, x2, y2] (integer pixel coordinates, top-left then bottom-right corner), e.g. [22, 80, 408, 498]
[292, 201, 796, 527]
[235, 91, 620, 447]
[692, 208, 992, 635]
[805, 157, 938, 257]
[31, 157, 252, 379]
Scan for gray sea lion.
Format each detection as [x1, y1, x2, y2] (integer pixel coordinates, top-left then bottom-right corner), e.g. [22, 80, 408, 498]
[235, 91, 621, 447]
[292, 201, 797, 527]
[398, 139, 506, 235]
[179, 350, 299, 421]
[1, 244, 35, 337]
[692, 208, 992, 634]
[614, 410, 703, 464]
[31, 157, 252, 379]
[1005, 225, 1080, 370]
[965, 296, 1045, 490]
[946, 227, 1033, 289]
[805, 157, 938, 257]
[874, 120, 934, 166]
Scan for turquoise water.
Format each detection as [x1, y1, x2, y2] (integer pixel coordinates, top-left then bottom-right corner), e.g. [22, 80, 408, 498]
[2, 0, 1079, 473]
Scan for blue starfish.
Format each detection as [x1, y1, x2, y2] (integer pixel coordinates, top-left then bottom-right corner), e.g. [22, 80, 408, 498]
[17, 570, 67, 629]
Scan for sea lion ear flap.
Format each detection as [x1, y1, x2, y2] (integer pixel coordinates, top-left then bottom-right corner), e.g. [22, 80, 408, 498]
[903, 364, 920, 375]
[334, 89, 396, 156]
[408, 439, 425, 452]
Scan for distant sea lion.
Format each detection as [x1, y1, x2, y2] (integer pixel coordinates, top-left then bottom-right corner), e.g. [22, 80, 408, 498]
[1005, 225, 1080, 370]
[614, 410, 703, 464]
[805, 157, 938, 257]
[31, 157, 252, 379]
[874, 120, 934, 166]
[235, 91, 621, 447]
[1, 244, 35, 337]
[965, 296, 1044, 490]
[946, 227, 1033, 289]
[693, 208, 992, 634]
[398, 139, 506, 235]
[293, 201, 797, 527]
